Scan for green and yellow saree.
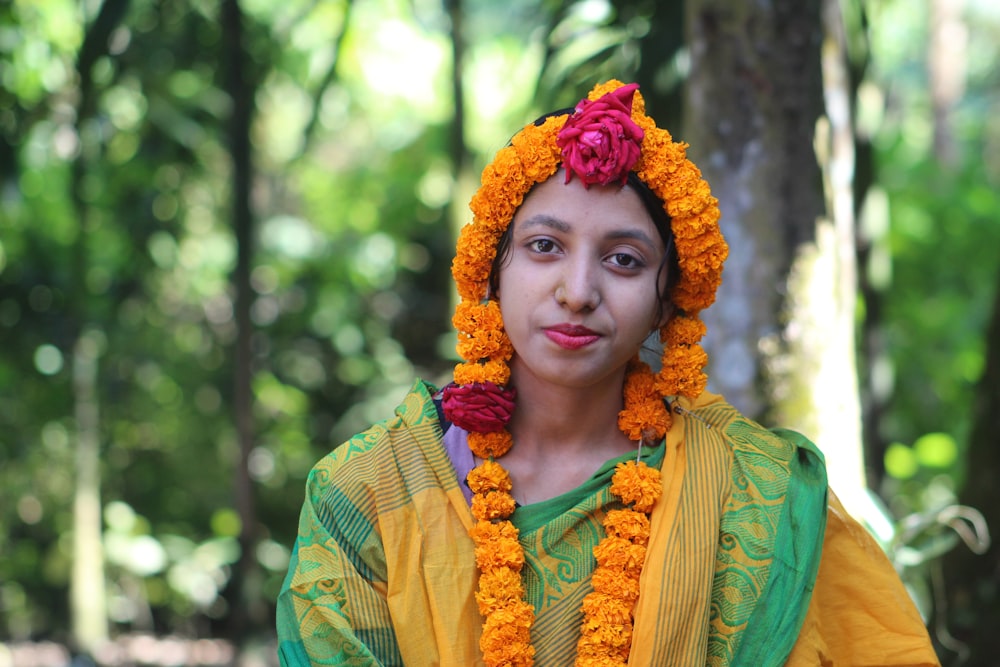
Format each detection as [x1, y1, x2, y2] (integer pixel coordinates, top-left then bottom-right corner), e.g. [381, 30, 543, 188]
[276, 381, 937, 666]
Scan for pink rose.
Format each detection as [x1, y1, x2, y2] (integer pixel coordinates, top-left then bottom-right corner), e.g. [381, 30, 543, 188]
[442, 382, 516, 433]
[556, 83, 644, 188]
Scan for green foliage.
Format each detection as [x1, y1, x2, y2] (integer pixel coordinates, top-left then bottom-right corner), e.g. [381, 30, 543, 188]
[1, 0, 649, 642]
[864, 0, 1000, 502]
[1, 0, 996, 655]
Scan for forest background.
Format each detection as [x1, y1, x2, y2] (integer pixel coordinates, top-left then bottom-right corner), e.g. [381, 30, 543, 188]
[1, 0, 999, 665]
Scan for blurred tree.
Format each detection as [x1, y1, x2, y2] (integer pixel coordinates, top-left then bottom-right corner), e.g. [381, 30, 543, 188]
[2, 1, 999, 662]
[67, 0, 134, 652]
[941, 268, 1000, 663]
[0, 0, 280, 648]
[681, 0, 870, 515]
[859, 0, 1000, 660]
[219, 0, 263, 640]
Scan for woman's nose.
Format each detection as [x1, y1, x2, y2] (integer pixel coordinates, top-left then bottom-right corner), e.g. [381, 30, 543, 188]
[554, 260, 601, 312]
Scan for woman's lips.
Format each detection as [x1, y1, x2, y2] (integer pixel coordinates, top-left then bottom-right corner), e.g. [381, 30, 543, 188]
[544, 324, 601, 350]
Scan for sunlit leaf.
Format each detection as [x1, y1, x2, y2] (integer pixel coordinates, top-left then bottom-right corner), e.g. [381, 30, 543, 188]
[885, 442, 919, 480]
[913, 432, 959, 469]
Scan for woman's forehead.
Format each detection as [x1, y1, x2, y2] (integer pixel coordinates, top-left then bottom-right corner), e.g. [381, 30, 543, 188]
[513, 175, 657, 234]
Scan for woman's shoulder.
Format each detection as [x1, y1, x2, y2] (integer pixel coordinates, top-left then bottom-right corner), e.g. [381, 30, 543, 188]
[672, 392, 828, 519]
[676, 391, 825, 470]
[308, 379, 444, 481]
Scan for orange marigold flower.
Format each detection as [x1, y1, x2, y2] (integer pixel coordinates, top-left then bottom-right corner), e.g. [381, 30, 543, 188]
[678, 227, 725, 256]
[511, 119, 563, 183]
[454, 279, 484, 303]
[479, 147, 527, 200]
[453, 299, 504, 331]
[591, 567, 641, 602]
[453, 302, 512, 363]
[481, 598, 534, 636]
[471, 518, 519, 544]
[469, 190, 516, 230]
[472, 490, 517, 521]
[622, 360, 656, 398]
[592, 535, 630, 564]
[618, 396, 671, 443]
[574, 657, 627, 667]
[588, 79, 626, 101]
[661, 349, 707, 381]
[676, 242, 723, 277]
[618, 363, 671, 441]
[468, 430, 514, 459]
[453, 225, 497, 284]
[603, 508, 651, 544]
[672, 284, 717, 314]
[576, 620, 632, 656]
[580, 592, 632, 626]
[481, 600, 536, 666]
[657, 344, 709, 398]
[454, 360, 511, 386]
[662, 315, 707, 346]
[457, 330, 513, 364]
[610, 461, 662, 513]
[475, 565, 525, 615]
[467, 460, 513, 494]
[667, 192, 711, 221]
[593, 537, 647, 574]
[493, 598, 535, 631]
[474, 531, 525, 571]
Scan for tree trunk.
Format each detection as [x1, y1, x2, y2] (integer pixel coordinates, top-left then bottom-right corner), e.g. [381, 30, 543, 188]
[70, 331, 108, 652]
[683, 0, 868, 516]
[447, 0, 476, 279]
[928, 0, 965, 167]
[942, 266, 1000, 664]
[221, 0, 261, 640]
[68, 0, 132, 650]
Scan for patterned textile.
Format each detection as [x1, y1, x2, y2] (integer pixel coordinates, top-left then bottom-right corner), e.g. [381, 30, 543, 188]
[276, 380, 939, 666]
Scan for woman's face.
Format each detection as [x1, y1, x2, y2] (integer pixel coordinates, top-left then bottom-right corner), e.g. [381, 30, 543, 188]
[496, 173, 668, 391]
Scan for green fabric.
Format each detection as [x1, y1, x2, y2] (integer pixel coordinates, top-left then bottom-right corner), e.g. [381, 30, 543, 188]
[730, 428, 828, 666]
[691, 401, 829, 666]
[277, 380, 449, 666]
[275, 382, 830, 666]
[511, 442, 664, 659]
[511, 442, 664, 533]
[275, 380, 664, 665]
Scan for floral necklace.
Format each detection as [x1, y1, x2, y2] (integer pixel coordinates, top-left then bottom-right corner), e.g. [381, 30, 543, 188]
[465, 440, 663, 666]
[444, 81, 728, 666]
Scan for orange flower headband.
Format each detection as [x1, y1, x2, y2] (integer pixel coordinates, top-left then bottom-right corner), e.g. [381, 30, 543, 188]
[449, 79, 728, 449]
[447, 80, 728, 666]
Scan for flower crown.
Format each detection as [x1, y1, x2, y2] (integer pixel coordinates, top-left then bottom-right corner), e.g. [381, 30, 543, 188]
[445, 80, 728, 665]
[447, 80, 727, 449]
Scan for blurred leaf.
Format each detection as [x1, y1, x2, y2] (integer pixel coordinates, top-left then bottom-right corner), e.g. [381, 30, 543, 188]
[885, 442, 919, 480]
[913, 432, 959, 469]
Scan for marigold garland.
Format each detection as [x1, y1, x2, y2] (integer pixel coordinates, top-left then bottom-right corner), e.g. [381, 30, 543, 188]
[452, 80, 728, 666]
[574, 461, 661, 665]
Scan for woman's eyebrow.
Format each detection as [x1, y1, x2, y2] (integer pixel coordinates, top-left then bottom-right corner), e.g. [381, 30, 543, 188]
[603, 228, 658, 247]
[517, 213, 659, 249]
[518, 214, 571, 233]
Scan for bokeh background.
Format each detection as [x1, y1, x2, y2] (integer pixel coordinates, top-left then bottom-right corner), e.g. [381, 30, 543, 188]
[2, 0, 998, 665]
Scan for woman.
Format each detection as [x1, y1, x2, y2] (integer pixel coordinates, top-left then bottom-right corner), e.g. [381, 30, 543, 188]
[277, 81, 939, 666]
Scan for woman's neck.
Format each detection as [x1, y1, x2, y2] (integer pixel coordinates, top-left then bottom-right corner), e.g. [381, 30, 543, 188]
[493, 364, 635, 504]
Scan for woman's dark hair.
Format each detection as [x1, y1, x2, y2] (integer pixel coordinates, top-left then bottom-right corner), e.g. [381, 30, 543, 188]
[488, 110, 681, 323]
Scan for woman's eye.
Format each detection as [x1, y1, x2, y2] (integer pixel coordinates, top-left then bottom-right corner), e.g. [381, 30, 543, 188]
[610, 252, 642, 268]
[530, 239, 556, 253]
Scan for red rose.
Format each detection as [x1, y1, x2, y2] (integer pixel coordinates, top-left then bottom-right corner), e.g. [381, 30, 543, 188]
[556, 83, 644, 188]
[442, 382, 516, 433]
